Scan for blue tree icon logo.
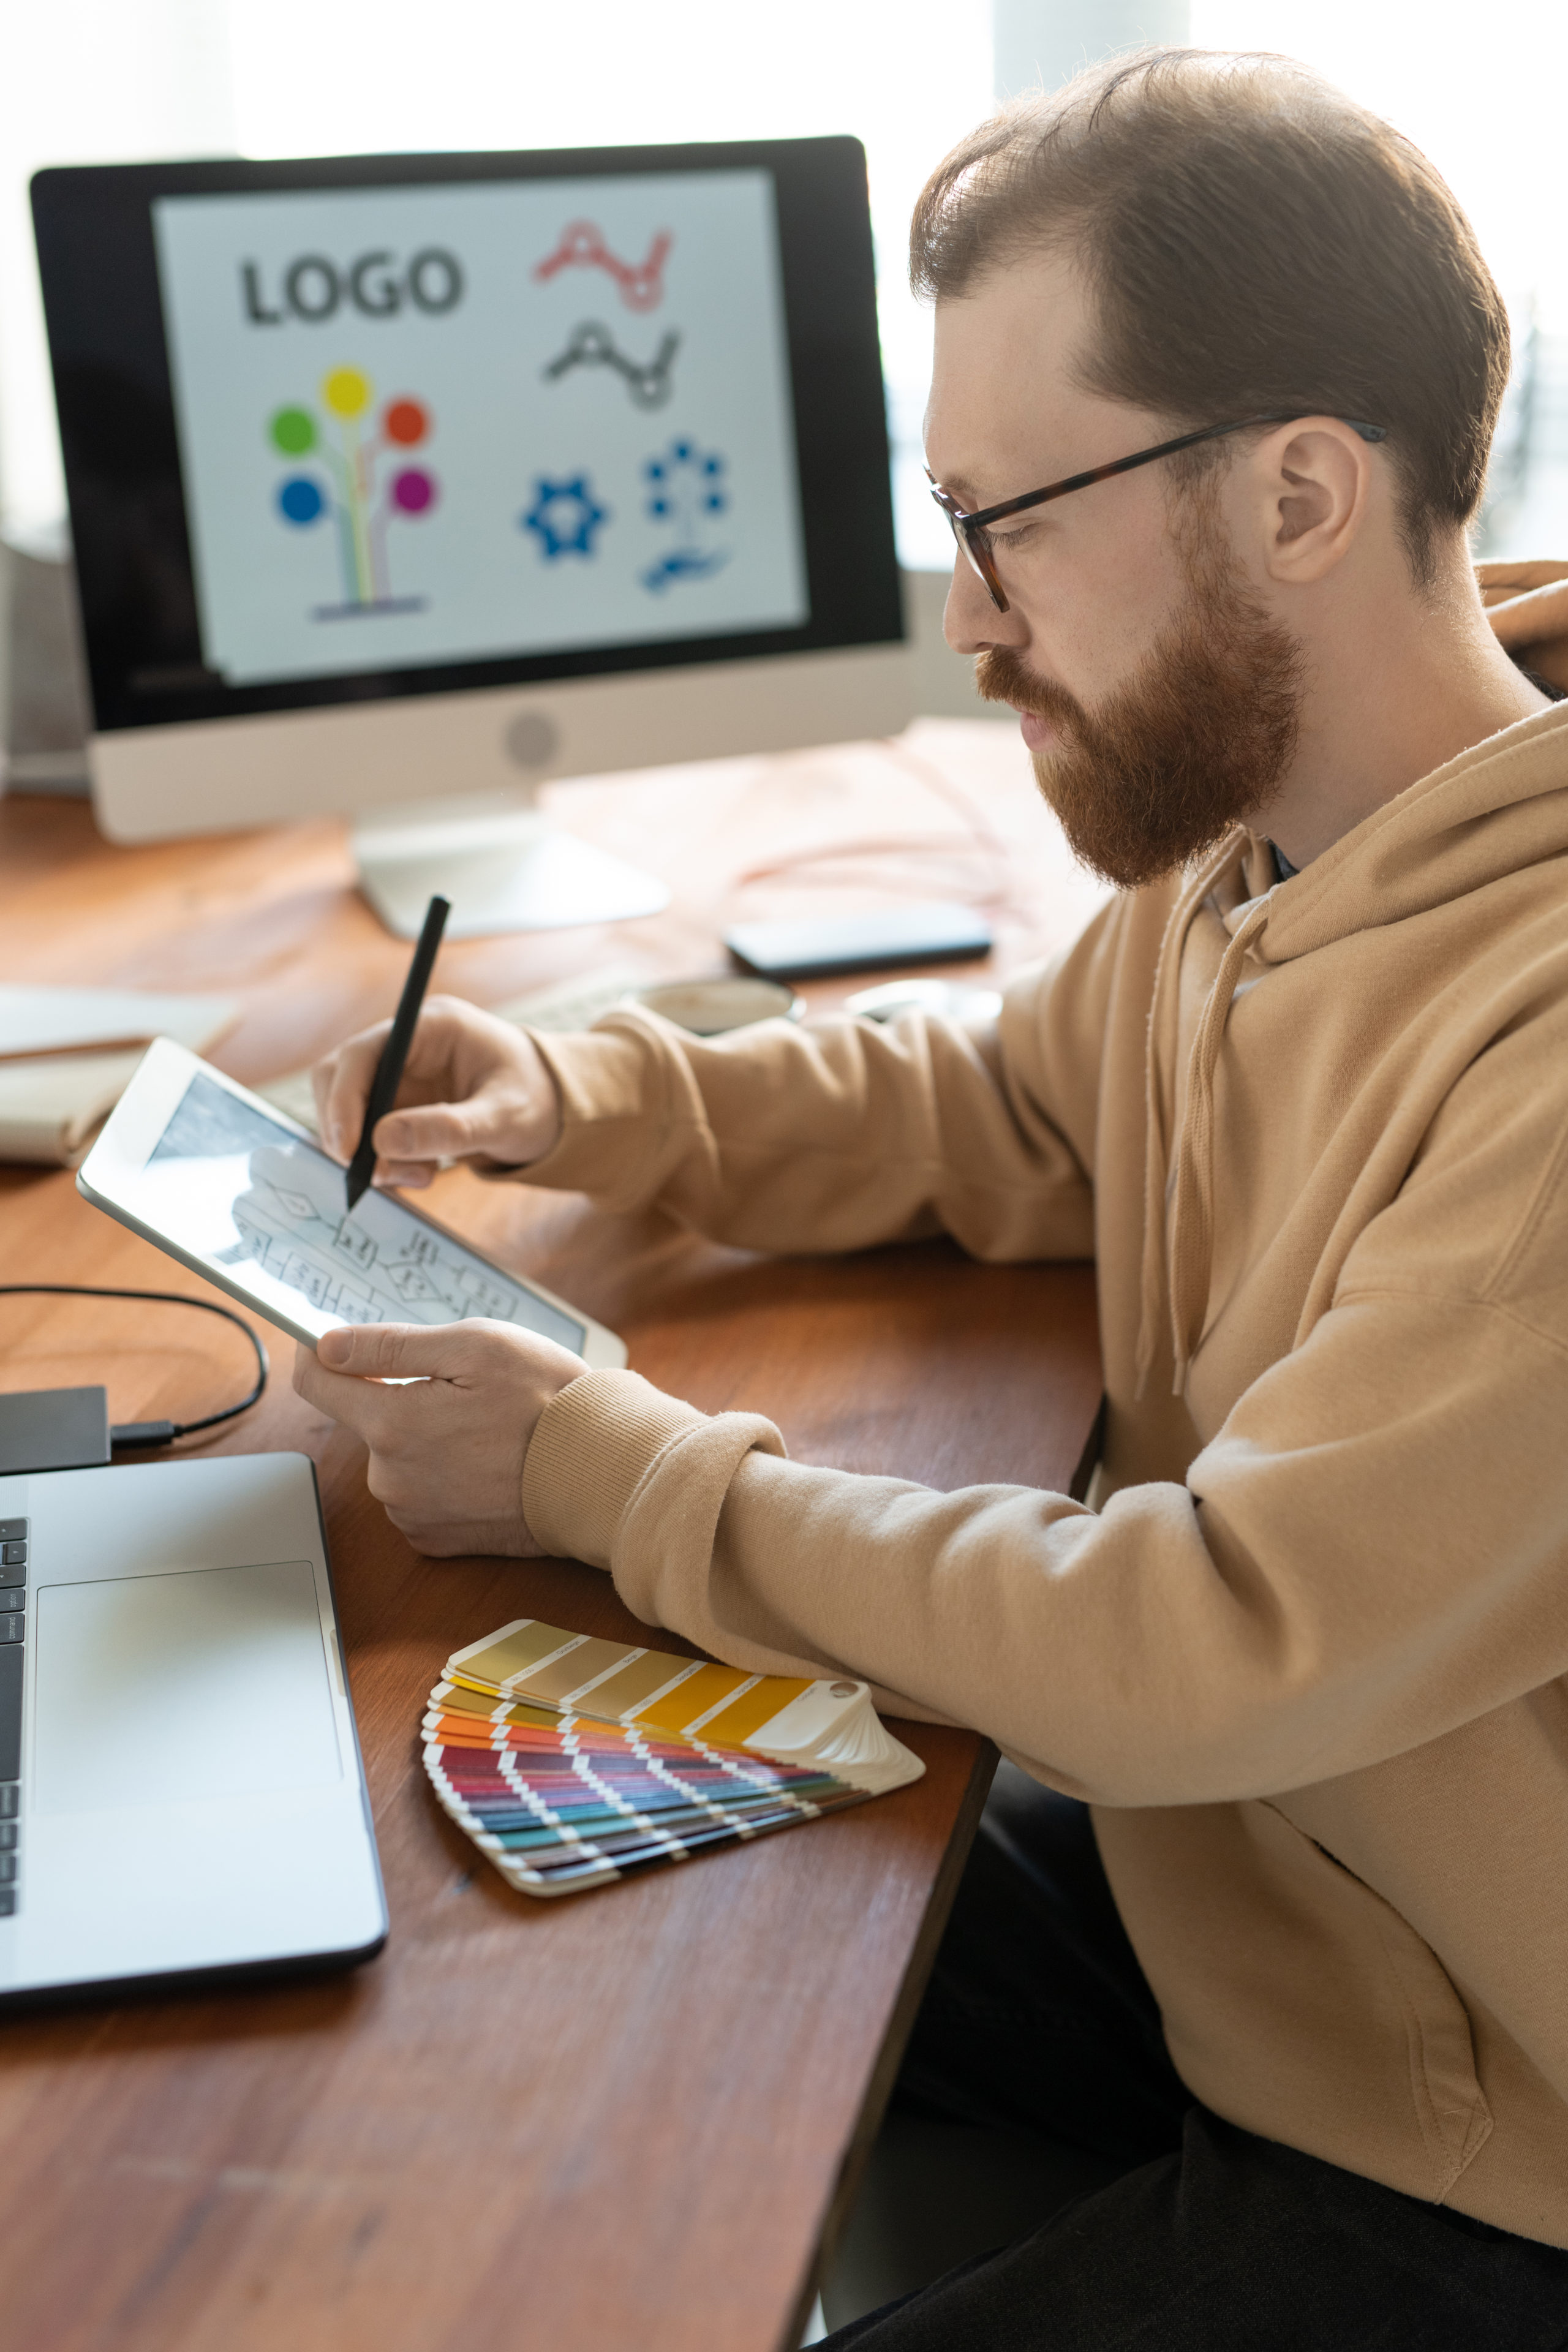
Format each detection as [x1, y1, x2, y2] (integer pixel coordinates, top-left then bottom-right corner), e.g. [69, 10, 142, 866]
[642, 440, 729, 590]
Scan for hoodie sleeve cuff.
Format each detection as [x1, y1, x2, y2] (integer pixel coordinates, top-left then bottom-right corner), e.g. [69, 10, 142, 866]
[473, 1023, 660, 1191]
[522, 1368, 710, 1567]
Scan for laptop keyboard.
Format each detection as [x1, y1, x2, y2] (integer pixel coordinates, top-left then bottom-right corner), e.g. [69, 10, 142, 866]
[0, 1518, 24, 1918]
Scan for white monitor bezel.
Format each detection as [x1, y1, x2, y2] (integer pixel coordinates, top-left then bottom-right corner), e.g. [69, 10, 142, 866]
[89, 635, 912, 843]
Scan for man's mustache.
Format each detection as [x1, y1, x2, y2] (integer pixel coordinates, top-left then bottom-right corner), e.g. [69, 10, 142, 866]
[974, 646, 1085, 731]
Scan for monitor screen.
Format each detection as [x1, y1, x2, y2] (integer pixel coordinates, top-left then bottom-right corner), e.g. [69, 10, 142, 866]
[151, 172, 807, 688]
[32, 141, 899, 737]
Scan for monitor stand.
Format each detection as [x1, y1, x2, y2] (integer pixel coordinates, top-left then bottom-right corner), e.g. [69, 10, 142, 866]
[352, 794, 671, 940]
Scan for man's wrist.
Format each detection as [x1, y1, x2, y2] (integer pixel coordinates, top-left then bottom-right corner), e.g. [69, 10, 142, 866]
[473, 1047, 565, 1170]
[523, 1371, 707, 1566]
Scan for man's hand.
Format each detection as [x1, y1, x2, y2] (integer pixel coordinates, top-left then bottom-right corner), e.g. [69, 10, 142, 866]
[312, 995, 564, 1189]
[292, 1319, 584, 1556]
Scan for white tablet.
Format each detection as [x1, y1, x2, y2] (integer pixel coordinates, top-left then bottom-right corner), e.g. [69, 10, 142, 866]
[77, 1038, 626, 1368]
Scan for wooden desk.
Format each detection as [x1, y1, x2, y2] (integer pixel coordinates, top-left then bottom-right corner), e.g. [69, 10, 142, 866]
[0, 724, 1104, 2352]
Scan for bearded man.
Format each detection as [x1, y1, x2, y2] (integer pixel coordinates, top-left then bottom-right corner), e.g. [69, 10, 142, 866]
[297, 51, 1568, 2348]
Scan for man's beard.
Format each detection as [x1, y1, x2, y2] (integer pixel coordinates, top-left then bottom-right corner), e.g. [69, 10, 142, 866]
[976, 522, 1303, 889]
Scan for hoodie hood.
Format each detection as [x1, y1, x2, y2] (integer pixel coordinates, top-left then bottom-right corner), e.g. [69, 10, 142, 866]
[1135, 697, 1568, 1397]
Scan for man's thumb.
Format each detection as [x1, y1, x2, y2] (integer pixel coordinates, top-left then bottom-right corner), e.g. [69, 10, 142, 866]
[315, 1322, 467, 1379]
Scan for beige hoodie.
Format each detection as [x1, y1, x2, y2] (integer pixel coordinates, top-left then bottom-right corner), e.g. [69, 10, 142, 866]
[514, 698, 1568, 2247]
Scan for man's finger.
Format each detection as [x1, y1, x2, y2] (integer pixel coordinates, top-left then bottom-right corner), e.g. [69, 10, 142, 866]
[292, 1340, 401, 1439]
[369, 1161, 435, 1191]
[373, 1099, 492, 1163]
[313, 1321, 481, 1381]
[317, 1026, 391, 1161]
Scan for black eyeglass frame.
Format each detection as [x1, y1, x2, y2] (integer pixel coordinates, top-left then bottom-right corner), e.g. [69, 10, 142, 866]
[927, 413, 1389, 612]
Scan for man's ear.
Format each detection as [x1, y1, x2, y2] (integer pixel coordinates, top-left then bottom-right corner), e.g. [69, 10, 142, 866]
[1247, 419, 1375, 586]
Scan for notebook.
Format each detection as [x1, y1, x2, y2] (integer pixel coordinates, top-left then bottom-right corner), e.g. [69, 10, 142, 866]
[0, 986, 238, 1166]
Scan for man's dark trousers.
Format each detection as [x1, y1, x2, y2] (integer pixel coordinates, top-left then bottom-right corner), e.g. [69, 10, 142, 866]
[821, 1766, 1568, 2350]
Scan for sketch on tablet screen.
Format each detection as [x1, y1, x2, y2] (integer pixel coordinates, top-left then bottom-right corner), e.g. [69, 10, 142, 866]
[222, 1145, 542, 1327]
[149, 1069, 580, 1345]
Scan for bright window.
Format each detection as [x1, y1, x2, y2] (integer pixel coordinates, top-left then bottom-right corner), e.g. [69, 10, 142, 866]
[1, 1, 1564, 560]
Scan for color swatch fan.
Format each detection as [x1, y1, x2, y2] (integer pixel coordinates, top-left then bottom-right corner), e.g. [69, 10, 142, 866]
[422, 1619, 924, 1897]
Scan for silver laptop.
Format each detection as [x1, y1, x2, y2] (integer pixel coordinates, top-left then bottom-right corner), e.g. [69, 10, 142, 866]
[0, 1452, 386, 2004]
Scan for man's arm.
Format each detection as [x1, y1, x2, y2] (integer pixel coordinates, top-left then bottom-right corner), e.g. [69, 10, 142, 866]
[296, 1235, 1568, 1804]
[510, 1006, 1568, 1803]
[513, 976, 1099, 1259]
[296, 977, 1568, 1800]
[312, 890, 1137, 1262]
[514, 1284, 1568, 1806]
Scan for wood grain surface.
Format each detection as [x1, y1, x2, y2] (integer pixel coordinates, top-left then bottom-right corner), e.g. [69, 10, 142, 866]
[0, 728, 1104, 2352]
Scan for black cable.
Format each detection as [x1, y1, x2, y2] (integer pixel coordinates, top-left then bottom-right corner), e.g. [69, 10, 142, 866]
[0, 1285, 268, 1448]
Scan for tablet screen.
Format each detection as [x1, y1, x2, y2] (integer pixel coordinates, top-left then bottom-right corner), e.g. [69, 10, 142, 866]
[132, 1068, 586, 1350]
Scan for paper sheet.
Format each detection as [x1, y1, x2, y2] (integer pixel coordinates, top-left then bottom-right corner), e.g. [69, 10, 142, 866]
[0, 985, 238, 1058]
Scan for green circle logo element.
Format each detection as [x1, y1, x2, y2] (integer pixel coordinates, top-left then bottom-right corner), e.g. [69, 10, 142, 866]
[270, 405, 316, 456]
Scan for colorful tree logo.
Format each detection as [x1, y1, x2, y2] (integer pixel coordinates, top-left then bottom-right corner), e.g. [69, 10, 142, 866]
[270, 368, 437, 617]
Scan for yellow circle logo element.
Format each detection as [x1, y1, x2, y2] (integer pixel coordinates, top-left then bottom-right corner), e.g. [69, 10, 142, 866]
[322, 368, 372, 418]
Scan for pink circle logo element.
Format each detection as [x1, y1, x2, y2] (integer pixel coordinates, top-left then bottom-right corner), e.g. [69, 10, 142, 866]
[391, 467, 436, 515]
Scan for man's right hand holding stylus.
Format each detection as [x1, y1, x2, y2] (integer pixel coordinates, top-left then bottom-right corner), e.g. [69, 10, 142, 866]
[312, 995, 564, 1189]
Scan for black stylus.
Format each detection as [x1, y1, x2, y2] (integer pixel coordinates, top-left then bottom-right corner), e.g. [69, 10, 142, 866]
[344, 894, 451, 1210]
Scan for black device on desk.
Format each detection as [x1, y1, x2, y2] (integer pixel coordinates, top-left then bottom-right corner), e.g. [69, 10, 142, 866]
[725, 902, 994, 982]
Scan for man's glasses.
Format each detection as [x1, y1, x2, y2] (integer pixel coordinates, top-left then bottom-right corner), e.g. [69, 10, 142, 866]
[928, 413, 1389, 613]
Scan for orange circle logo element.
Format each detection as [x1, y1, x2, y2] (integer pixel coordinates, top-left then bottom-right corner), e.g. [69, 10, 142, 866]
[384, 398, 429, 447]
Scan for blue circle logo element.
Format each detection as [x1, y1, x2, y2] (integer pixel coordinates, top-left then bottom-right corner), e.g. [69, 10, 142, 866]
[277, 475, 325, 526]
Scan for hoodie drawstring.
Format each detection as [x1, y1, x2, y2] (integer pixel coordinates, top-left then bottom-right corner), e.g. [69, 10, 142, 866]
[1165, 896, 1272, 1393]
[1133, 845, 1241, 1398]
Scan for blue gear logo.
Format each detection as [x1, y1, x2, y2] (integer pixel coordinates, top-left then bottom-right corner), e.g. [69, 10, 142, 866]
[642, 439, 729, 590]
[522, 473, 608, 560]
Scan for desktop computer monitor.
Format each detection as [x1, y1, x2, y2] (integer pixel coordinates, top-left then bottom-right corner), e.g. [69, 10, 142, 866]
[31, 138, 910, 935]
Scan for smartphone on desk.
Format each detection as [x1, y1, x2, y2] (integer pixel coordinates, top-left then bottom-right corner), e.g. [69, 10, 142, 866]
[724, 902, 993, 983]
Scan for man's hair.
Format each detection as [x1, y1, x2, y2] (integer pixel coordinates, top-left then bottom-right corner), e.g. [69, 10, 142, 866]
[909, 50, 1509, 579]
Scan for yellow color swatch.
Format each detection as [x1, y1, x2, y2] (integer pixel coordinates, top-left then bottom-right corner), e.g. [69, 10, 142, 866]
[695, 1677, 813, 1748]
[575, 1651, 699, 1719]
[516, 1638, 635, 1706]
[456, 1621, 584, 1690]
[634, 1663, 753, 1737]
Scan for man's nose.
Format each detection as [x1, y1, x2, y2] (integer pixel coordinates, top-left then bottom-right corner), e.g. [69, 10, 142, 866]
[943, 552, 1028, 657]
